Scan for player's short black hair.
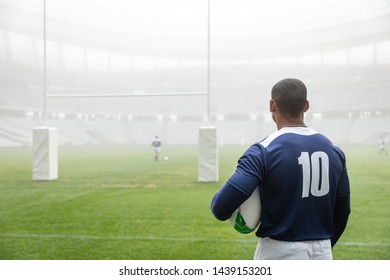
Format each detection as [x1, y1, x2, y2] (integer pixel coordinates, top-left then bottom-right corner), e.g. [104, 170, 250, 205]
[271, 78, 307, 118]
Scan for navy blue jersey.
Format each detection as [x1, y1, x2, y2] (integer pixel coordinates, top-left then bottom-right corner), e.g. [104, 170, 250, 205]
[152, 139, 161, 147]
[212, 126, 350, 242]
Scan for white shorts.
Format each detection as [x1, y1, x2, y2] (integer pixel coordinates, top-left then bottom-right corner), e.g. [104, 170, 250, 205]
[254, 237, 333, 260]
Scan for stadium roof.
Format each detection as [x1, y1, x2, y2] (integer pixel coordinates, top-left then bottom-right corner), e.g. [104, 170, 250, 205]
[2, 0, 390, 37]
[1, 0, 390, 61]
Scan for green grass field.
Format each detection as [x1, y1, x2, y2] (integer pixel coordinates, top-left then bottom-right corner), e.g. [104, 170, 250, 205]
[0, 144, 389, 260]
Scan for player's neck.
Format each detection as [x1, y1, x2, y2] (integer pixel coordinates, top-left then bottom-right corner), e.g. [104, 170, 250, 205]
[276, 118, 306, 130]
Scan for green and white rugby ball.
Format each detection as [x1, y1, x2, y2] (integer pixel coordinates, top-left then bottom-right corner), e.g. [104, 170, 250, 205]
[229, 187, 261, 234]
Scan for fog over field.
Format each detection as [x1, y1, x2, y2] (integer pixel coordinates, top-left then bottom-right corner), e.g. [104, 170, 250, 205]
[1, 0, 389, 146]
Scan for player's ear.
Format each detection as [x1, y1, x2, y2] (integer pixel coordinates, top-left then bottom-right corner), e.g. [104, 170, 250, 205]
[269, 99, 276, 112]
[303, 100, 309, 112]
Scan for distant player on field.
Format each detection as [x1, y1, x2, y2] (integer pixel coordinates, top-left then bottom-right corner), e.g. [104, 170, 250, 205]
[151, 135, 161, 161]
[379, 137, 388, 155]
[211, 78, 351, 260]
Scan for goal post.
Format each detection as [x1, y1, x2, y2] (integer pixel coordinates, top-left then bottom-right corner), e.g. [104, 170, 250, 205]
[198, 126, 219, 182]
[32, 127, 58, 181]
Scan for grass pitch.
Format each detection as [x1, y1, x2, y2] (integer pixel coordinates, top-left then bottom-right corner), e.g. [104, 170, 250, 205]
[0, 145, 389, 260]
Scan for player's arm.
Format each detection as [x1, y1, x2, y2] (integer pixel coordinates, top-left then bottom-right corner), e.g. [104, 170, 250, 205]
[211, 145, 263, 221]
[331, 195, 350, 247]
[211, 182, 249, 221]
[331, 168, 351, 247]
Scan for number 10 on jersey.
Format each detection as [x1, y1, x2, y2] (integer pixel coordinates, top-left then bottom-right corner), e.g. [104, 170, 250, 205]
[298, 151, 330, 198]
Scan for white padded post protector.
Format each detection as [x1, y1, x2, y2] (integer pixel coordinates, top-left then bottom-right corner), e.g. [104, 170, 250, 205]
[32, 127, 58, 181]
[198, 127, 219, 182]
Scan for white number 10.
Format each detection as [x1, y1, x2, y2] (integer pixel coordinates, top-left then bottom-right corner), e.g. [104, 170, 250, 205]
[298, 151, 330, 198]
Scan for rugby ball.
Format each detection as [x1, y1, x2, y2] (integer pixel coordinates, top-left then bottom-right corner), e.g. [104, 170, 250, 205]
[229, 187, 261, 234]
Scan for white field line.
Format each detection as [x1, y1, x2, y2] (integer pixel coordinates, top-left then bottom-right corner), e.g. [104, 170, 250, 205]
[0, 233, 254, 243]
[0, 233, 389, 247]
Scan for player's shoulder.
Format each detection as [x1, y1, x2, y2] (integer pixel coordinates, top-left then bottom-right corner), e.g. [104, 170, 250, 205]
[259, 126, 319, 148]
